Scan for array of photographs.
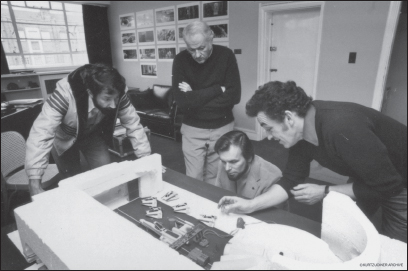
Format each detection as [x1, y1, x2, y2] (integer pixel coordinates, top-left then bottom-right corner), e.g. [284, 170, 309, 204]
[119, 1, 229, 78]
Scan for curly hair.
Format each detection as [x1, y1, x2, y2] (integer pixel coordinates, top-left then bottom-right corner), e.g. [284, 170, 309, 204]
[246, 81, 312, 122]
[83, 63, 126, 97]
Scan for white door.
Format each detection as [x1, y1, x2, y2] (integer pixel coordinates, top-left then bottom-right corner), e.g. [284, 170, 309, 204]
[268, 7, 320, 96]
[381, 9, 407, 125]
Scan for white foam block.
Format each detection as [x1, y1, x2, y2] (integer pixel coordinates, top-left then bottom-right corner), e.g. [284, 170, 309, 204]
[58, 154, 163, 199]
[15, 188, 201, 270]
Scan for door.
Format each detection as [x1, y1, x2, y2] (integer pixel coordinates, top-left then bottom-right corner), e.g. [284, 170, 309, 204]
[381, 3, 407, 125]
[268, 7, 320, 96]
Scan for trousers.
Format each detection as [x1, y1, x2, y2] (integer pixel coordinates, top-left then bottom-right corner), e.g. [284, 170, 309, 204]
[381, 188, 407, 243]
[181, 122, 234, 185]
[51, 132, 111, 179]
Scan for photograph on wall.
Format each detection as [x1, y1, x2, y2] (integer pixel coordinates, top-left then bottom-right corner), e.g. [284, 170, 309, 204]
[202, 1, 228, 20]
[177, 2, 199, 23]
[121, 30, 137, 46]
[137, 28, 155, 45]
[158, 46, 177, 61]
[207, 20, 228, 42]
[178, 44, 187, 53]
[213, 41, 229, 48]
[123, 47, 138, 61]
[155, 6, 175, 26]
[156, 26, 176, 44]
[139, 47, 156, 61]
[119, 13, 135, 30]
[177, 25, 187, 43]
[141, 63, 157, 78]
[136, 10, 154, 28]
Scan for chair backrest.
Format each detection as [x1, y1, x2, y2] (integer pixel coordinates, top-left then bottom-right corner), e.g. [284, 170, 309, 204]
[152, 84, 172, 108]
[1, 131, 26, 177]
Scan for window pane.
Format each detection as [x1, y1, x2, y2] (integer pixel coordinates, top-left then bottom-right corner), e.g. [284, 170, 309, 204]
[68, 25, 85, 40]
[17, 24, 68, 39]
[1, 39, 19, 53]
[1, 5, 11, 21]
[66, 12, 83, 26]
[72, 53, 88, 65]
[10, 1, 25, 7]
[70, 40, 86, 52]
[21, 39, 70, 53]
[50, 2, 62, 10]
[1, 1, 8, 5]
[6, 55, 25, 69]
[13, 7, 65, 25]
[43, 40, 70, 53]
[1, 22, 16, 38]
[26, 1, 50, 9]
[64, 3, 82, 13]
[25, 54, 71, 67]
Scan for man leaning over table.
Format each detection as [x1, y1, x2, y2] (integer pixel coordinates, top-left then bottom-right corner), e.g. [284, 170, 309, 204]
[25, 64, 151, 197]
[219, 80, 407, 243]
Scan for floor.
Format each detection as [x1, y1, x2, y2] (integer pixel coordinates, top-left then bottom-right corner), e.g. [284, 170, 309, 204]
[0, 133, 382, 269]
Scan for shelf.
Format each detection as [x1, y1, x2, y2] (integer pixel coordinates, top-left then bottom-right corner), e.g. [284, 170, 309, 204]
[1, 73, 38, 78]
[1, 87, 41, 93]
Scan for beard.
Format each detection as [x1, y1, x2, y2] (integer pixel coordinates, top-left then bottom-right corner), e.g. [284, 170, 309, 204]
[93, 97, 116, 116]
[227, 162, 250, 181]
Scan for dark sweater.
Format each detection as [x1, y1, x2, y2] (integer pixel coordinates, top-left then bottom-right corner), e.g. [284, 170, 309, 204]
[172, 44, 241, 129]
[277, 100, 407, 215]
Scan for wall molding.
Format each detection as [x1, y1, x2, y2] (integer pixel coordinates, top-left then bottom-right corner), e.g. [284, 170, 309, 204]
[371, 1, 402, 111]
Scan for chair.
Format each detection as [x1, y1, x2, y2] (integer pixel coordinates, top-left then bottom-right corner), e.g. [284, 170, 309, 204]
[1, 131, 60, 221]
[128, 85, 181, 140]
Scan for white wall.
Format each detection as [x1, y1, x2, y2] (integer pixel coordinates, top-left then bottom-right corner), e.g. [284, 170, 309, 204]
[108, 1, 393, 137]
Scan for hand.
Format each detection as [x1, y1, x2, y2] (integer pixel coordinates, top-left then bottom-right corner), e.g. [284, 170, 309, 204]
[218, 196, 252, 214]
[221, 86, 226, 92]
[290, 183, 325, 205]
[29, 179, 45, 198]
[179, 82, 192, 92]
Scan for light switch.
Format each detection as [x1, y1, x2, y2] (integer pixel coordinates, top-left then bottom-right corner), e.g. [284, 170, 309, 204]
[349, 52, 356, 63]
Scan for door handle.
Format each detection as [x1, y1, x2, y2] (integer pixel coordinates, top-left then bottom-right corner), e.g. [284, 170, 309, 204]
[270, 69, 278, 72]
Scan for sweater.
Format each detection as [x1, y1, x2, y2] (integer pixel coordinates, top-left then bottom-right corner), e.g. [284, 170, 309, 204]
[276, 100, 407, 215]
[172, 44, 241, 129]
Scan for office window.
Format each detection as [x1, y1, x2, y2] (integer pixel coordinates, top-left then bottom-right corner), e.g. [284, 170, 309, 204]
[1, 1, 88, 70]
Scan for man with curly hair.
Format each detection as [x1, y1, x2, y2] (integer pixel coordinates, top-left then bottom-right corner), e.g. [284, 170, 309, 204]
[218, 81, 407, 242]
[26, 64, 151, 196]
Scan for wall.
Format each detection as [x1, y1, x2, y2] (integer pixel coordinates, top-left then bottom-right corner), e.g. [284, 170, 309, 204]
[316, 1, 390, 106]
[382, 7, 407, 125]
[108, 1, 392, 137]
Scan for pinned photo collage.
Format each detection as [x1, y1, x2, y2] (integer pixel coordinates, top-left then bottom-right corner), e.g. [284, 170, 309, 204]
[119, 1, 229, 78]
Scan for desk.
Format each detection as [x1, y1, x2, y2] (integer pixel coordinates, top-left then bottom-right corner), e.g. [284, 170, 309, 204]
[162, 168, 321, 237]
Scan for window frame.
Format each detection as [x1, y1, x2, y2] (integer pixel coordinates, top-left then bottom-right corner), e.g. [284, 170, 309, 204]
[1, 1, 88, 72]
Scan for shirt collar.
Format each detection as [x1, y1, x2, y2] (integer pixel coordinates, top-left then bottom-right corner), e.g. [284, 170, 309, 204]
[237, 155, 260, 185]
[303, 104, 319, 146]
[88, 95, 96, 113]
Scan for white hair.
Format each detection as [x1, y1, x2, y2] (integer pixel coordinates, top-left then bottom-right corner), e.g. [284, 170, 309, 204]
[183, 21, 214, 42]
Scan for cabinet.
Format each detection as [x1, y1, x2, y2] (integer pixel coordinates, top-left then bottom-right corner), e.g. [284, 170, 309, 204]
[1, 70, 71, 101]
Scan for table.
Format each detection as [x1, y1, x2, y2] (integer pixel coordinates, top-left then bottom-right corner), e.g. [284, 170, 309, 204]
[162, 168, 321, 238]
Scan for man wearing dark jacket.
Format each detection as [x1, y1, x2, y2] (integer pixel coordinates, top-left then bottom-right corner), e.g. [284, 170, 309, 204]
[218, 81, 407, 242]
[172, 21, 241, 184]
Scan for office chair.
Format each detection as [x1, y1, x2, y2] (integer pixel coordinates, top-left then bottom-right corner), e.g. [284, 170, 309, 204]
[1, 131, 60, 222]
